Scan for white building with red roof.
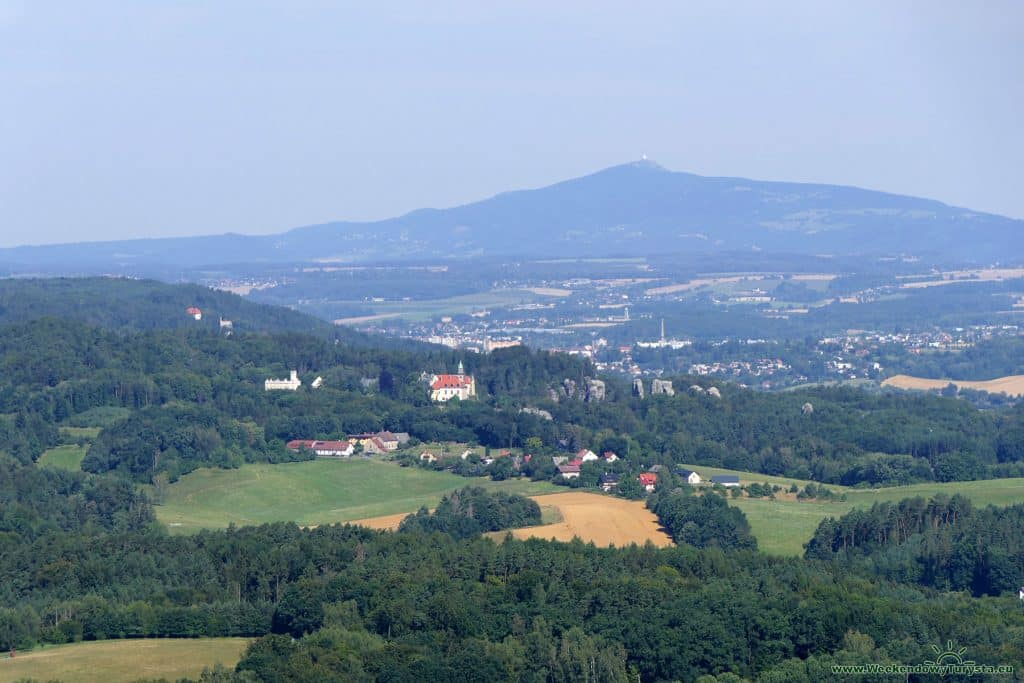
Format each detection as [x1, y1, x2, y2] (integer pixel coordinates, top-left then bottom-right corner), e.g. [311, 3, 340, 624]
[429, 361, 476, 402]
[286, 439, 353, 457]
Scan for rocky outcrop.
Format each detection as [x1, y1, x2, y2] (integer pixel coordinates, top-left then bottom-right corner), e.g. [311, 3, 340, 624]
[689, 384, 706, 395]
[802, 402, 814, 415]
[586, 379, 606, 402]
[521, 407, 554, 421]
[651, 379, 674, 396]
[632, 378, 645, 399]
[707, 386, 721, 398]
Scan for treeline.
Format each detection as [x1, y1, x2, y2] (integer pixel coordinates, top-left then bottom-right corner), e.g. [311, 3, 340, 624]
[545, 381, 1024, 486]
[805, 495, 1024, 596]
[398, 487, 542, 539]
[83, 405, 304, 482]
[648, 487, 757, 551]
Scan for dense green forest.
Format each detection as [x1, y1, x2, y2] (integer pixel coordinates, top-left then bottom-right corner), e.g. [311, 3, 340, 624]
[805, 495, 1024, 597]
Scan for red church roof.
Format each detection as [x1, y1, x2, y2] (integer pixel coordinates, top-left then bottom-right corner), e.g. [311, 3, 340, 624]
[431, 374, 473, 390]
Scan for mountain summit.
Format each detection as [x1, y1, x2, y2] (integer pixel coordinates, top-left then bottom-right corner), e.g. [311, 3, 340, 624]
[2, 162, 1020, 269]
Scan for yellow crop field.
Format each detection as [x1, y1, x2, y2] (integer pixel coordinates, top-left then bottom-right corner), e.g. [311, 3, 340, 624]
[883, 374, 1024, 397]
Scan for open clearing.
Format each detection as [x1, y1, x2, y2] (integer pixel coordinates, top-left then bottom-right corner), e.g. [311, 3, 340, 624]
[883, 373, 1024, 397]
[502, 491, 673, 547]
[0, 637, 250, 683]
[681, 463, 1024, 556]
[353, 491, 670, 547]
[37, 444, 88, 471]
[157, 459, 558, 533]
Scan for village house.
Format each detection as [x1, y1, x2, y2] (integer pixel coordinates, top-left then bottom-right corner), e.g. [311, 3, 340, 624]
[638, 472, 658, 492]
[186, 306, 202, 320]
[265, 370, 301, 391]
[349, 431, 400, 452]
[419, 451, 438, 463]
[429, 361, 476, 402]
[576, 449, 599, 462]
[558, 463, 581, 479]
[710, 474, 741, 488]
[286, 439, 354, 457]
[599, 473, 620, 492]
[602, 451, 619, 463]
[674, 468, 702, 485]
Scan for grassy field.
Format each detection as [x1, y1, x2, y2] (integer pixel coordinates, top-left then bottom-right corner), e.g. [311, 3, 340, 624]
[676, 463, 1024, 556]
[0, 637, 250, 683]
[157, 459, 559, 533]
[37, 444, 88, 471]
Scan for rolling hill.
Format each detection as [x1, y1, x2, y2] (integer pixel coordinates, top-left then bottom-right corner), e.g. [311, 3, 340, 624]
[2, 161, 1020, 270]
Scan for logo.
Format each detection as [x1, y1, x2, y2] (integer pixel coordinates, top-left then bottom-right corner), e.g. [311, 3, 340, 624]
[831, 640, 1013, 677]
[923, 641, 976, 670]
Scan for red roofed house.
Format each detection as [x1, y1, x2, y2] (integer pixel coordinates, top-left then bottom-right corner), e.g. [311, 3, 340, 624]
[186, 306, 203, 321]
[557, 463, 581, 479]
[576, 449, 599, 462]
[429, 361, 476, 402]
[603, 451, 619, 463]
[286, 439, 354, 457]
[638, 472, 658, 492]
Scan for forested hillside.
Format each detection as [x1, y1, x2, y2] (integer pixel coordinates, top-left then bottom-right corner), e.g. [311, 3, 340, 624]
[3, 278, 1024, 681]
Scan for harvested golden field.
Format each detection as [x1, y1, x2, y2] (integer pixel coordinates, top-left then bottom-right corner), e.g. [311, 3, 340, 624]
[883, 374, 1024, 397]
[348, 512, 410, 531]
[505, 492, 673, 547]
[351, 491, 672, 547]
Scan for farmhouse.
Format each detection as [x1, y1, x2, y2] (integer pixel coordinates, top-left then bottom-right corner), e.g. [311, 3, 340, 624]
[599, 473, 621, 492]
[711, 474, 740, 488]
[349, 431, 400, 452]
[286, 439, 354, 457]
[638, 472, 658, 492]
[429, 361, 476, 402]
[576, 449, 599, 462]
[558, 464, 581, 479]
[674, 468, 702, 485]
[265, 370, 301, 391]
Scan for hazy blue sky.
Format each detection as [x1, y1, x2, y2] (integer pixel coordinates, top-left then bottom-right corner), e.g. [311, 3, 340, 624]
[2, 1, 1022, 247]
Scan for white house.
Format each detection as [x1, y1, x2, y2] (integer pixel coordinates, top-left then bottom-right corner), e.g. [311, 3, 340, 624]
[286, 440, 353, 457]
[675, 468, 702, 485]
[429, 361, 476, 402]
[265, 370, 302, 391]
[558, 464, 581, 480]
[576, 449, 599, 462]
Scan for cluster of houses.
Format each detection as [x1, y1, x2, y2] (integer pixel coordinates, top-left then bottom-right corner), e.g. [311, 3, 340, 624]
[554, 456, 742, 494]
[286, 430, 411, 457]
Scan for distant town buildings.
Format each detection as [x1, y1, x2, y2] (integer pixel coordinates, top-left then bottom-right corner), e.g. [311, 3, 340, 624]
[430, 361, 476, 402]
[265, 370, 301, 391]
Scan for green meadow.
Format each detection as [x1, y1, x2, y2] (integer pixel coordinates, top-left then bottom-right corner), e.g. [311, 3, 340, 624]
[0, 637, 250, 683]
[677, 463, 1024, 556]
[156, 458, 559, 534]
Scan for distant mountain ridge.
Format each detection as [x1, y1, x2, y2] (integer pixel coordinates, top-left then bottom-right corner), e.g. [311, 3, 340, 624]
[2, 161, 1020, 268]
